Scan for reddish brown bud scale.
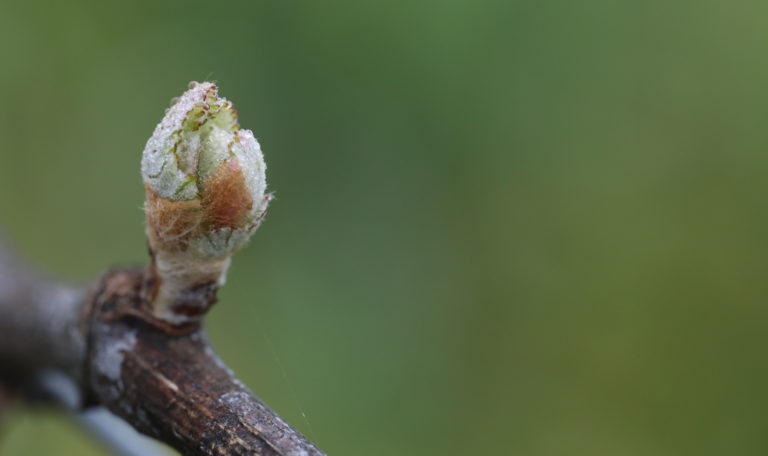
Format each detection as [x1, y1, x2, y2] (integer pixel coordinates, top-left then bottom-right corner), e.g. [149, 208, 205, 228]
[203, 160, 254, 231]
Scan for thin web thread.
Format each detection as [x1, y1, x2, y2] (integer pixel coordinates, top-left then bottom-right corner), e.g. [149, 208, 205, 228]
[253, 318, 318, 443]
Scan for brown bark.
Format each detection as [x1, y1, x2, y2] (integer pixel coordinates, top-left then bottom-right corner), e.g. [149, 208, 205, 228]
[0, 237, 325, 456]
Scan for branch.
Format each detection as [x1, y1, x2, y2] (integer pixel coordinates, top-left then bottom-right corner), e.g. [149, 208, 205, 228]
[0, 234, 86, 391]
[88, 268, 321, 455]
[0, 238, 324, 455]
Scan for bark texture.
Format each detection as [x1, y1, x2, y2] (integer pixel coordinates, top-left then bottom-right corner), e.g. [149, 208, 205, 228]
[0, 237, 325, 456]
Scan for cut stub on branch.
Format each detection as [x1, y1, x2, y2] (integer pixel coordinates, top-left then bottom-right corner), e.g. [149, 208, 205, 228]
[141, 82, 270, 324]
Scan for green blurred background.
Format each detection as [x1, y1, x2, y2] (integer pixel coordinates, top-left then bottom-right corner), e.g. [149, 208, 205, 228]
[2, 0, 768, 454]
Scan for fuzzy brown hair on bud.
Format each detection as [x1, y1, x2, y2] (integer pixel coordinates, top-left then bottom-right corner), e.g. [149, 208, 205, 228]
[141, 82, 269, 324]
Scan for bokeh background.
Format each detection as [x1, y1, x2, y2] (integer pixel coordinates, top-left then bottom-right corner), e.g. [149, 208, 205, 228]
[2, 0, 768, 454]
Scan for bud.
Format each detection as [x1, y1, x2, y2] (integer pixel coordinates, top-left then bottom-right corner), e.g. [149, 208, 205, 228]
[141, 82, 269, 323]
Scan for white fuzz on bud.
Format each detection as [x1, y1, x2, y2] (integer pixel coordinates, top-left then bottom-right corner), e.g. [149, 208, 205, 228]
[141, 82, 270, 323]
